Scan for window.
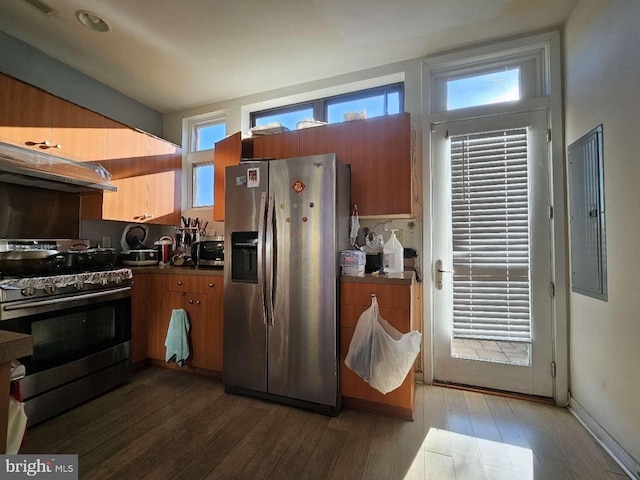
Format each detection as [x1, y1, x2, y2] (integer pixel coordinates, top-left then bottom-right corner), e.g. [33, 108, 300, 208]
[450, 128, 532, 346]
[194, 122, 226, 152]
[254, 105, 314, 131]
[193, 162, 214, 208]
[186, 114, 226, 208]
[430, 51, 543, 114]
[250, 83, 403, 129]
[447, 68, 520, 110]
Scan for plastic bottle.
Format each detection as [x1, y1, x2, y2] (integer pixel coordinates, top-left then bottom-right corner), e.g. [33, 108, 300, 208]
[383, 229, 404, 274]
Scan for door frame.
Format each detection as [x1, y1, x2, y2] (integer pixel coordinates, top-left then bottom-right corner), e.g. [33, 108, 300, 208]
[431, 110, 553, 397]
[420, 30, 568, 404]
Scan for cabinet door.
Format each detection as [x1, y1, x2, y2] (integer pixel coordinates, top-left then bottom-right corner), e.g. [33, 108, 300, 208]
[0, 74, 52, 149]
[49, 96, 106, 162]
[186, 292, 223, 371]
[147, 275, 175, 361]
[253, 130, 299, 159]
[146, 136, 181, 225]
[340, 281, 415, 416]
[299, 122, 351, 165]
[349, 113, 412, 216]
[131, 274, 150, 364]
[213, 132, 242, 221]
[100, 119, 150, 222]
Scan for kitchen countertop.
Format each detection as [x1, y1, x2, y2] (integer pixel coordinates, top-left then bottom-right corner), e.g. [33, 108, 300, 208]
[0, 331, 32, 364]
[340, 270, 415, 285]
[130, 266, 414, 283]
[128, 265, 224, 276]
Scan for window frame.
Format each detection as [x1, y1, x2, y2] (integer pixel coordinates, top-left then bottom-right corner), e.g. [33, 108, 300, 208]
[185, 112, 226, 210]
[250, 82, 404, 128]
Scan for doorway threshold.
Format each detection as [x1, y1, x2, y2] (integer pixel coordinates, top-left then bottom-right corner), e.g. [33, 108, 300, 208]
[432, 380, 556, 405]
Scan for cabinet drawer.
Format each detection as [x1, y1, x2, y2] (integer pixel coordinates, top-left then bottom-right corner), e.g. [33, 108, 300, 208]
[196, 275, 223, 294]
[166, 275, 197, 292]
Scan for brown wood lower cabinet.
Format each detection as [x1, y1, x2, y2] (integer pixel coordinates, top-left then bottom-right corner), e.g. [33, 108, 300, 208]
[340, 279, 417, 420]
[132, 273, 223, 373]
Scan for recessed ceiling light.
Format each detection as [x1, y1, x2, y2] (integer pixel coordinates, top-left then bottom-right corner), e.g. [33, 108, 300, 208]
[76, 10, 110, 32]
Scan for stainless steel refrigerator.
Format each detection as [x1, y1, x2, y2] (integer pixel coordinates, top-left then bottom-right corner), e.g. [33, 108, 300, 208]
[223, 153, 350, 414]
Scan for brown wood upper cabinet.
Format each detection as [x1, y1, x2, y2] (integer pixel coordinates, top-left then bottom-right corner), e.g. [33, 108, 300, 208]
[213, 132, 243, 221]
[0, 74, 182, 225]
[299, 122, 351, 165]
[0, 74, 106, 161]
[81, 121, 182, 225]
[253, 130, 299, 159]
[243, 114, 411, 217]
[349, 113, 412, 216]
[49, 95, 107, 162]
[0, 74, 53, 150]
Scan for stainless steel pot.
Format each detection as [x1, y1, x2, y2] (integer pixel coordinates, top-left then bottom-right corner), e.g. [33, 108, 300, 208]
[0, 250, 63, 276]
[79, 247, 117, 269]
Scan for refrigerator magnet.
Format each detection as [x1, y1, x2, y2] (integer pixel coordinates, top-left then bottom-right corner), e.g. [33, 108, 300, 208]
[247, 167, 260, 188]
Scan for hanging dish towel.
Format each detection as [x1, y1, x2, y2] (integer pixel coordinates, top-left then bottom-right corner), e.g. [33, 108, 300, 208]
[165, 309, 191, 367]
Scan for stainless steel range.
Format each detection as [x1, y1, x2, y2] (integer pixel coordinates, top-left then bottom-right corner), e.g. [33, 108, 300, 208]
[0, 239, 133, 426]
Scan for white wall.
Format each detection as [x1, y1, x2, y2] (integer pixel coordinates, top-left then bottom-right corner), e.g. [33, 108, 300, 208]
[565, 0, 640, 468]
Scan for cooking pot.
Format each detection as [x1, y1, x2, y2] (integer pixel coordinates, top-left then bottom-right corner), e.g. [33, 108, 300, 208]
[60, 249, 83, 271]
[0, 250, 64, 276]
[120, 249, 159, 266]
[79, 247, 117, 269]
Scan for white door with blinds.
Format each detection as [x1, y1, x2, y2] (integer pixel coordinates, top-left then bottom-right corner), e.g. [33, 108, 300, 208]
[432, 110, 553, 397]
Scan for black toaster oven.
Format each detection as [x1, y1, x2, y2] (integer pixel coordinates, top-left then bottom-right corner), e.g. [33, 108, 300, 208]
[191, 237, 224, 267]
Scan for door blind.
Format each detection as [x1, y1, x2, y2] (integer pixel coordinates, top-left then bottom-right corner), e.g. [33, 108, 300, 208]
[450, 128, 531, 342]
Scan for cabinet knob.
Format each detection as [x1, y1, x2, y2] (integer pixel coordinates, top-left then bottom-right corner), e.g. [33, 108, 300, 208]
[189, 299, 193, 304]
[196, 300, 201, 305]
[208, 283, 214, 288]
[177, 281, 183, 286]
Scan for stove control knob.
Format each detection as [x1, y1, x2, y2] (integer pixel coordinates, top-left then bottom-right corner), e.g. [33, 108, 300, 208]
[21, 287, 36, 297]
[74, 282, 85, 291]
[43, 284, 57, 295]
[100, 278, 110, 286]
[113, 276, 122, 285]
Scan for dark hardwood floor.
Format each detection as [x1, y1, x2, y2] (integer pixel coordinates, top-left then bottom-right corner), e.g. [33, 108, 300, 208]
[21, 367, 628, 480]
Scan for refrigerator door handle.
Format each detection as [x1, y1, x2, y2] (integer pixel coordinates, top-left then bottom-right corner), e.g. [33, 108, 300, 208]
[258, 191, 267, 324]
[265, 191, 275, 325]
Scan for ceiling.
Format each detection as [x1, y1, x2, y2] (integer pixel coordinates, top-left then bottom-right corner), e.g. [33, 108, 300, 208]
[0, 0, 577, 113]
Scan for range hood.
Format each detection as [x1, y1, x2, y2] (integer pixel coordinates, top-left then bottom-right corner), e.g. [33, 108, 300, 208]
[0, 141, 117, 193]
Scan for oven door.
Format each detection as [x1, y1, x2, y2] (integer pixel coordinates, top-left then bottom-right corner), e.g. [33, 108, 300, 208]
[1, 287, 131, 374]
[0, 287, 131, 425]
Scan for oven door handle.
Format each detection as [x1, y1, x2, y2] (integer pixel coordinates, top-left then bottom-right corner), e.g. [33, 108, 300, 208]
[2, 287, 132, 313]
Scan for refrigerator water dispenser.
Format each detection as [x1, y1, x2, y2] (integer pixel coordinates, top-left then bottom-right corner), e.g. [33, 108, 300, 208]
[231, 232, 258, 283]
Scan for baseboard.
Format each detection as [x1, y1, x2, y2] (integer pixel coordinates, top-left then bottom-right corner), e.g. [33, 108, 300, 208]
[569, 396, 639, 480]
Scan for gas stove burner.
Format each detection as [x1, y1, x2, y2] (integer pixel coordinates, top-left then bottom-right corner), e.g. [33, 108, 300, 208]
[0, 268, 133, 304]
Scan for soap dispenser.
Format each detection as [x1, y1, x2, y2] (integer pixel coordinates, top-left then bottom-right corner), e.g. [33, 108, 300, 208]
[383, 229, 404, 273]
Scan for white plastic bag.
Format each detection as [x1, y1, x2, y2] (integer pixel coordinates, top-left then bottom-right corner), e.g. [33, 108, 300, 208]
[6, 397, 27, 454]
[345, 296, 421, 394]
